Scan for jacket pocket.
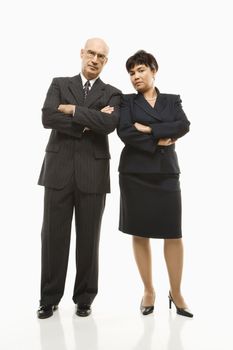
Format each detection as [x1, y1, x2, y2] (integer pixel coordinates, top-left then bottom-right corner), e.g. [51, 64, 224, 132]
[45, 144, 60, 153]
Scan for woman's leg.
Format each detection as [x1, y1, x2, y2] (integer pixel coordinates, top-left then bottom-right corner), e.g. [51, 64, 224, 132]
[133, 236, 155, 305]
[164, 238, 188, 308]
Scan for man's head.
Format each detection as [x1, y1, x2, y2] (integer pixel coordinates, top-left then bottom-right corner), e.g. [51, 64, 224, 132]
[81, 38, 109, 80]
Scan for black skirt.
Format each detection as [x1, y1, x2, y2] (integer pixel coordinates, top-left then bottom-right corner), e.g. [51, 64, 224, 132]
[119, 173, 182, 239]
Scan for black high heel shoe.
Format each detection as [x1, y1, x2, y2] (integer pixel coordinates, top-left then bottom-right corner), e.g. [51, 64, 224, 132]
[140, 295, 155, 315]
[169, 291, 193, 318]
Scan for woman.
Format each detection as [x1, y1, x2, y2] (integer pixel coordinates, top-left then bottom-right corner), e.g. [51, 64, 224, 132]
[118, 50, 193, 317]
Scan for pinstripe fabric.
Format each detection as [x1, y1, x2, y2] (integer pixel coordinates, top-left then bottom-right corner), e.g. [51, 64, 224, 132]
[39, 74, 121, 306]
[40, 177, 74, 305]
[40, 175, 106, 305]
[38, 74, 121, 193]
[73, 187, 106, 304]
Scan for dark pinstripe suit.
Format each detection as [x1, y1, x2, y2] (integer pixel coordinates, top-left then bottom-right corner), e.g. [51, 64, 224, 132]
[38, 74, 121, 306]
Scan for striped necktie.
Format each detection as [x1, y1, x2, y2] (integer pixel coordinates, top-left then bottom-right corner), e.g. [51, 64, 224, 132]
[83, 80, 91, 99]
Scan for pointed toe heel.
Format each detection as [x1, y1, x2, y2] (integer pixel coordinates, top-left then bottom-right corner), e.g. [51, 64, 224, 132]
[168, 292, 193, 318]
[140, 295, 155, 316]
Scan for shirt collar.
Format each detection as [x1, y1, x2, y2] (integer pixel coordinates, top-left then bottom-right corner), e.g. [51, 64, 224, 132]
[80, 72, 98, 88]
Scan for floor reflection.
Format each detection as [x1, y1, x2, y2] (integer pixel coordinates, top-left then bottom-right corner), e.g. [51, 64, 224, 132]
[167, 313, 190, 349]
[72, 314, 98, 350]
[133, 315, 156, 350]
[38, 311, 67, 350]
[37, 307, 193, 350]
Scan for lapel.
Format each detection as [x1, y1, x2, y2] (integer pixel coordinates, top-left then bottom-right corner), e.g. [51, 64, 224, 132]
[134, 87, 167, 122]
[84, 78, 105, 107]
[68, 74, 85, 104]
[68, 74, 105, 107]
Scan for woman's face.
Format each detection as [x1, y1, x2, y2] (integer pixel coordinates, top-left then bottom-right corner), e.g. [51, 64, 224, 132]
[129, 64, 156, 92]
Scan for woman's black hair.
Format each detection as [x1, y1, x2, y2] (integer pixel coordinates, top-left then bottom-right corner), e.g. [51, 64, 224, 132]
[126, 50, 158, 72]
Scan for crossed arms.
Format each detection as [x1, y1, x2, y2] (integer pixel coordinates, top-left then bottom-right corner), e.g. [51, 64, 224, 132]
[117, 95, 190, 153]
[42, 78, 121, 137]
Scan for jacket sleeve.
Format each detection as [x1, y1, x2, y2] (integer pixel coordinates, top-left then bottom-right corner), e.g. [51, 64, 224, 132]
[72, 91, 121, 135]
[150, 95, 190, 139]
[117, 96, 157, 154]
[41, 78, 84, 138]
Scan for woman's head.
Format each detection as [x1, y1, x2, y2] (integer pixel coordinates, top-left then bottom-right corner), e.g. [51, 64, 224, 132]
[126, 50, 158, 93]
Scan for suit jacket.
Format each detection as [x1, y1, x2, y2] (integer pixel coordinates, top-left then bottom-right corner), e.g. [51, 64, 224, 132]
[38, 74, 121, 193]
[118, 89, 190, 174]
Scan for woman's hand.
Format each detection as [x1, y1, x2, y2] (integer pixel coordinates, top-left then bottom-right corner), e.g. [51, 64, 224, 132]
[134, 122, 152, 134]
[157, 138, 176, 146]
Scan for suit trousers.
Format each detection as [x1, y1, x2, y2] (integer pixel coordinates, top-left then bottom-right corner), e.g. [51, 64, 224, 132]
[40, 175, 106, 306]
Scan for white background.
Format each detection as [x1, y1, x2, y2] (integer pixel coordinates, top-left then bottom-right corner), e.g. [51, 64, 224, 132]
[1, 0, 233, 349]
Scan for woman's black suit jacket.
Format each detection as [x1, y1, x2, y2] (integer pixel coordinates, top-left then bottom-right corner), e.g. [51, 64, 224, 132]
[118, 90, 190, 174]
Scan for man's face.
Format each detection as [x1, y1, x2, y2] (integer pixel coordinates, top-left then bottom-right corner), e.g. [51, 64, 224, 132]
[80, 39, 108, 80]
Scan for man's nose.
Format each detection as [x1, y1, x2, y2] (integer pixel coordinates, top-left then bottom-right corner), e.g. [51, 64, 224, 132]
[91, 55, 98, 64]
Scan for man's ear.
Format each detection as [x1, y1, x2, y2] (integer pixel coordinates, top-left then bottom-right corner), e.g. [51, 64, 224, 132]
[80, 49, 84, 59]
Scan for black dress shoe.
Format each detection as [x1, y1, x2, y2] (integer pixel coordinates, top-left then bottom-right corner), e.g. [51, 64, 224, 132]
[37, 304, 58, 319]
[169, 291, 193, 318]
[140, 298, 154, 316]
[76, 304, 91, 317]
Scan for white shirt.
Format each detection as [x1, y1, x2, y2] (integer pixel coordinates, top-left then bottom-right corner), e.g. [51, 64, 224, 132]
[80, 72, 98, 89]
[77, 73, 99, 131]
[73, 73, 98, 118]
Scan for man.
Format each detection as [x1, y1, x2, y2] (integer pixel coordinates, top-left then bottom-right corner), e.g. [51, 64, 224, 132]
[37, 38, 121, 319]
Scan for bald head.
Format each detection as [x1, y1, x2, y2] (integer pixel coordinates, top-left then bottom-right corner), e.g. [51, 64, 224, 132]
[80, 37, 109, 80]
[84, 37, 109, 56]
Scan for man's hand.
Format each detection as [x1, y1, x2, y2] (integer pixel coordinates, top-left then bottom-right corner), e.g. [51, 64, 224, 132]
[58, 104, 75, 115]
[157, 138, 176, 146]
[101, 105, 114, 114]
[134, 122, 152, 134]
